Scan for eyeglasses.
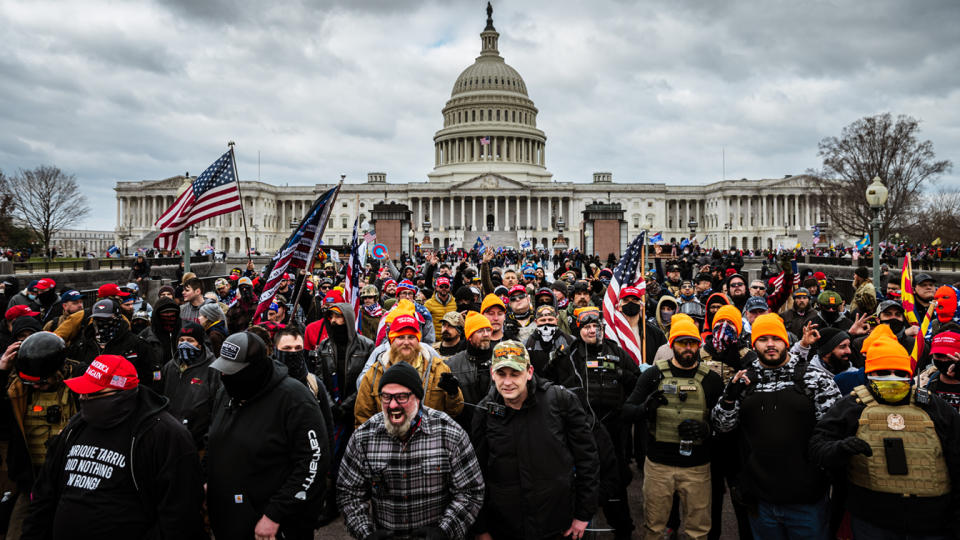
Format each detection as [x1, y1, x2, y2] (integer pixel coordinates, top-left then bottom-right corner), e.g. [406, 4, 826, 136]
[436, 285, 450, 289]
[750, 285, 765, 290]
[730, 282, 745, 288]
[510, 293, 528, 300]
[379, 392, 413, 405]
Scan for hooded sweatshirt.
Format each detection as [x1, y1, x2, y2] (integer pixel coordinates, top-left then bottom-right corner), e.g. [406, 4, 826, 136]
[652, 295, 679, 335]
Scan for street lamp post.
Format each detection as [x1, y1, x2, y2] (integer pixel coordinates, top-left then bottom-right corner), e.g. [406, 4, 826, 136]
[688, 218, 698, 246]
[865, 176, 889, 289]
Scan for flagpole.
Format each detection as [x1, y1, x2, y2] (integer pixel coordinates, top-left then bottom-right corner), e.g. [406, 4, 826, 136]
[290, 175, 345, 319]
[228, 141, 253, 265]
[641, 230, 647, 366]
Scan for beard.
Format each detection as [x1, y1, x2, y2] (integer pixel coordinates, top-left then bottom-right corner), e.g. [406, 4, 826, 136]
[759, 347, 787, 367]
[674, 349, 698, 368]
[383, 406, 413, 438]
[441, 329, 459, 341]
[390, 341, 420, 365]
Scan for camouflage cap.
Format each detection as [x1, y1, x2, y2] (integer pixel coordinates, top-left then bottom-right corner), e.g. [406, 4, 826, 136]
[491, 340, 530, 373]
[441, 311, 464, 328]
[817, 290, 843, 307]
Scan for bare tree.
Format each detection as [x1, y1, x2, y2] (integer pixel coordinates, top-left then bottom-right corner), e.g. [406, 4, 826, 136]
[809, 113, 952, 241]
[7, 166, 89, 258]
[912, 188, 960, 244]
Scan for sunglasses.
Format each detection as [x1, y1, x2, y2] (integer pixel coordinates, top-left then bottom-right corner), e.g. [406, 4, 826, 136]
[750, 285, 765, 290]
[509, 294, 528, 300]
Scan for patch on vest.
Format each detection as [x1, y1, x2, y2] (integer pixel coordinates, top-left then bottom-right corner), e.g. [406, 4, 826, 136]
[887, 413, 905, 431]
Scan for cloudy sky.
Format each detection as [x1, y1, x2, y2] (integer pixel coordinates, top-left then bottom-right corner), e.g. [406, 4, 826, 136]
[1, 0, 958, 230]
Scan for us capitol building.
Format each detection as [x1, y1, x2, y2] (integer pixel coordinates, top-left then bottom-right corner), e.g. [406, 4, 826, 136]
[115, 5, 838, 258]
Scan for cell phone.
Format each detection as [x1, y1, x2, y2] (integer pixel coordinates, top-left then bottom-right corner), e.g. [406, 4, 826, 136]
[883, 438, 908, 475]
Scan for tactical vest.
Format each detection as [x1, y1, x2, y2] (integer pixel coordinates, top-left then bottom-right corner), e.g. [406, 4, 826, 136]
[585, 349, 624, 410]
[653, 358, 710, 444]
[23, 384, 75, 466]
[848, 385, 950, 497]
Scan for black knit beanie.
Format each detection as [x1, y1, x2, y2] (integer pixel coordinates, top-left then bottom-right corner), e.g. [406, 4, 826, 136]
[817, 327, 850, 358]
[379, 362, 424, 401]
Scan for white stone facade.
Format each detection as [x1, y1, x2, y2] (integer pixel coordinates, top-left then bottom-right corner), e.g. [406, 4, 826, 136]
[114, 7, 841, 256]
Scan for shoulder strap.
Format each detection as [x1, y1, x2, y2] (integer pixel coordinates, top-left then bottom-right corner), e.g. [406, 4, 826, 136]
[306, 373, 319, 397]
[853, 384, 875, 407]
[694, 361, 710, 382]
[654, 358, 670, 372]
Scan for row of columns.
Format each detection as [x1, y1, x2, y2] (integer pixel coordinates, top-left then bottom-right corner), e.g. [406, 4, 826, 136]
[411, 195, 570, 232]
[435, 136, 544, 167]
[701, 193, 833, 230]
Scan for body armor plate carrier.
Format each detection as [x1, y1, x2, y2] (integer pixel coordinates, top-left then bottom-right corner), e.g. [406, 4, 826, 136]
[848, 385, 950, 497]
[653, 358, 710, 445]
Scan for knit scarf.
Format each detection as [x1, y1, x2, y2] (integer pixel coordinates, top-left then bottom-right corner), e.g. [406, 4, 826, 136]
[363, 303, 385, 318]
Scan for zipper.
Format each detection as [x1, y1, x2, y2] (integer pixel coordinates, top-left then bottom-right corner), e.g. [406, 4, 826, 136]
[130, 434, 138, 491]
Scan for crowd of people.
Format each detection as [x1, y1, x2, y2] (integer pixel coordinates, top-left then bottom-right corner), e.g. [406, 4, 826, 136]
[0, 242, 958, 540]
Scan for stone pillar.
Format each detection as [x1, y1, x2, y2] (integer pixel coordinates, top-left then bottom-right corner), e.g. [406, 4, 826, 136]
[794, 194, 800, 228]
[471, 197, 477, 231]
[526, 197, 531, 229]
[494, 197, 499, 230]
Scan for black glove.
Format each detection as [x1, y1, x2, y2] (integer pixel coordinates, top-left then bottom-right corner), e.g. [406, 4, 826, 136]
[839, 436, 873, 457]
[677, 419, 710, 442]
[364, 530, 394, 540]
[438, 372, 460, 396]
[642, 390, 668, 418]
[411, 526, 446, 539]
[331, 403, 348, 423]
[722, 378, 749, 404]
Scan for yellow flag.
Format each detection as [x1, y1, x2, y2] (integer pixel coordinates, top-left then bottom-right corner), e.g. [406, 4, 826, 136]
[932, 237, 942, 246]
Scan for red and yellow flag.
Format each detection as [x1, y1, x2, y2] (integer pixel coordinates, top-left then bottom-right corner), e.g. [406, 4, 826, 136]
[901, 253, 918, 325]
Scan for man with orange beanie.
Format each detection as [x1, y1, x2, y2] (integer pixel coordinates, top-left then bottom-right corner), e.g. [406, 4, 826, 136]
[445, 311, 494, 430]
[623, 314, 722, 539]
[480, 293, 507, 345]
[810, 329, 960, 539]
[712, 313, 841, 539]
[354, 312, 463, 427]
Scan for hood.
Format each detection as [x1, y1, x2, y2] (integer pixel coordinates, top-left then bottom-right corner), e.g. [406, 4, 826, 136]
[655, 295, 679, 329]
[151, 297, 182, 337]
[703, 292, 732, 331]
[330, 302, 358, 343]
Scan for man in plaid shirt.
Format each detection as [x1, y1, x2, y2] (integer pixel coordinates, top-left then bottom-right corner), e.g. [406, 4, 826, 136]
[338, 362, 484, 539]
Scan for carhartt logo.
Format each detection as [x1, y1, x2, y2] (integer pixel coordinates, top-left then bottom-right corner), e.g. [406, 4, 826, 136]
[220, 342, 240, 361]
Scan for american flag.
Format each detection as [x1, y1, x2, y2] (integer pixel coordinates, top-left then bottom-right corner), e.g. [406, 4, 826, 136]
[480, 136, 490, 145]
[252, 185, 341, 324]
[363, 231, 376, 244]
[154, 150, 242, 251]
[602, 232, 646, 365]
[344, 217, 364, 328]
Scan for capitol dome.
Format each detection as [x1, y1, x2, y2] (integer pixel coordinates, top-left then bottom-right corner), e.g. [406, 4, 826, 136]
[428, 3, 551, 184]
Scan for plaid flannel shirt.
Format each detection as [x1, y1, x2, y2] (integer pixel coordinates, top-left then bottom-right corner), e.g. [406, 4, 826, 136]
[337, 406, 485, 539]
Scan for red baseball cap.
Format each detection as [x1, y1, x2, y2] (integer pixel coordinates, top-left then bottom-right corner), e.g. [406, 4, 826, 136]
[619, 286, 644, 300]
[305, 281, 315, 291]
[35, 278, 56, 291]
[931, 331, 960, 356]
[813, 271, 827, 280]
[97, 283, 130, 298]
[64, 355, 139, 394]
[5, 305, 40, 321]
[508, 285, 527, 297]
[436, 276, 451, 287]
[324, 290, 345, 304]
[282, 273, 292, 280]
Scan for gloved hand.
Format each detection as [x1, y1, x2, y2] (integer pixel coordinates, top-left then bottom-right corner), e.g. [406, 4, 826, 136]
[722, 377, 749, 404]
[642, 390, 668, 418]
[364, 530, 394, 540]
[438, 372, 461, 396]
[677, 419, 710, 442]
[779, 253, 793, 273]
[839, 436, 873, 457]
[411, 526, 447, 539]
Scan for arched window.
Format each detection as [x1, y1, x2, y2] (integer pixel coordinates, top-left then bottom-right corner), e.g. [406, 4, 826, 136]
[496, 110, 500, 121]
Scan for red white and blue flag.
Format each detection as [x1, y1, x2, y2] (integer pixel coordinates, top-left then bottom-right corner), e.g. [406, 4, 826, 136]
[154, 150, 242, 251]
[602, 232, 646, 365]
[252, 185, 341, 323]
[344, 217, 364, 329]
[480, 136, 490, 145]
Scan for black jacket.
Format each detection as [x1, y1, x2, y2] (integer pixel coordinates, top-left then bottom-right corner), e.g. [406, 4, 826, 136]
[22, 387, 206, 540]
[160, 348, 221, 450]
[471, 377, 599, 539]
[77, 318, 162, 392]
[544, 337, 640, 421]
[809, 391, 960, 537]
[140, 297, 182, 368]
[206, 362, 330, 538]
[314, 303, 374, 420]
[524, 330, 575, 375]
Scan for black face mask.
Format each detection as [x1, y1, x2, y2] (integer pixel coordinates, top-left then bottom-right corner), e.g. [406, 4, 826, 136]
[327, 322, 348, 343]
[240, 287, 255, 302]
[277, 350, 308, 381]
[884, 319, 905, 335]
[621, 302, 642, 317]
[81, 388, 139, 429]
[131, 321, 149, 334]
[177, 342, 203, 366]
[221, 359, 273, 401]
[94, 317, 121, 347]
[821, 310, 841, 324]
